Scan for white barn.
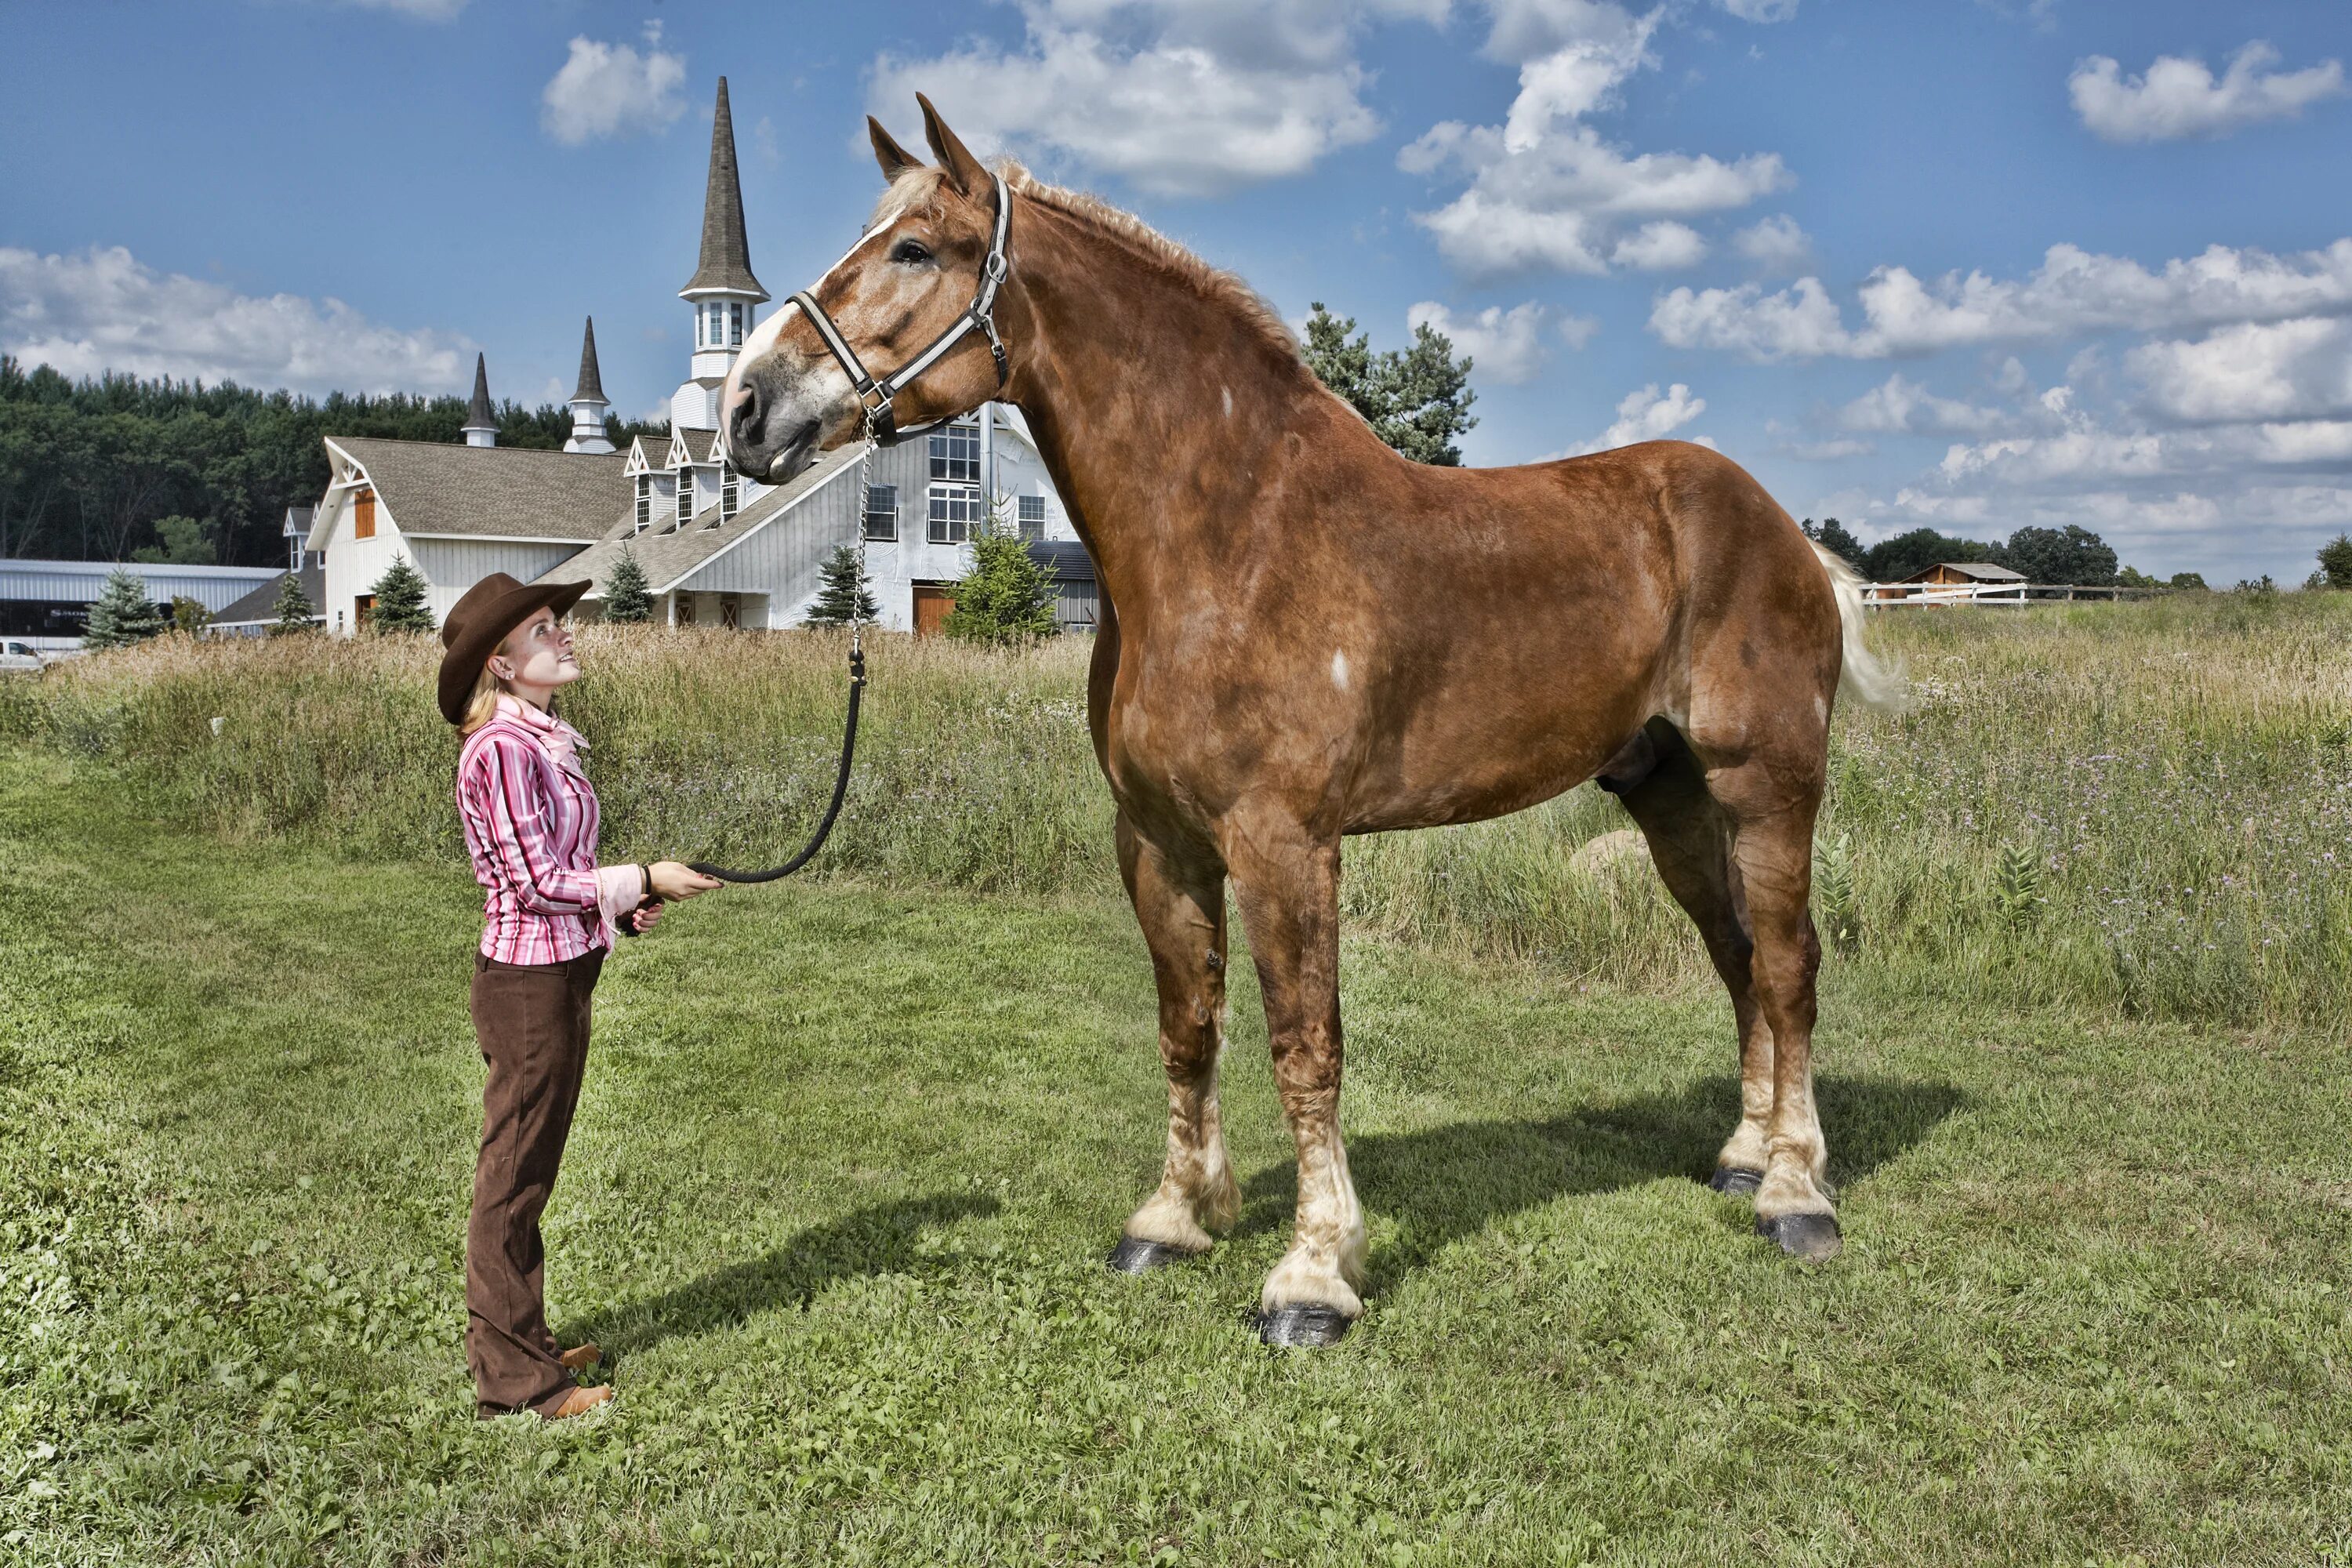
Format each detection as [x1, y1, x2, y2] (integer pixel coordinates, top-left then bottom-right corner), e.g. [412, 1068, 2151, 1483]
[303, 76, 1089, 637]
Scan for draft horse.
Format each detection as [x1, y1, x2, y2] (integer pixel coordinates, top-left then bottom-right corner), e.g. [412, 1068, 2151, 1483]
[724, 97, 1900, 1347]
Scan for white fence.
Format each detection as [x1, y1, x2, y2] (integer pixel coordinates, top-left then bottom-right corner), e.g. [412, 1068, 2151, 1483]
[1863, 581, 2145, 608]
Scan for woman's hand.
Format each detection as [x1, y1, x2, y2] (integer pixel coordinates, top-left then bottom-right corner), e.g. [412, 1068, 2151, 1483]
[633, 901, 666, 932]
[648, 861, 725, 902]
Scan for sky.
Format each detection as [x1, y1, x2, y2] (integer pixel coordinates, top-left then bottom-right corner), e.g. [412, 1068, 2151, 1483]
[3, 0, 2349, 581]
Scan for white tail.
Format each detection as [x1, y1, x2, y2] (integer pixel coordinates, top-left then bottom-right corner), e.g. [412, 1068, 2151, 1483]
[1809, 543, 1907, 712]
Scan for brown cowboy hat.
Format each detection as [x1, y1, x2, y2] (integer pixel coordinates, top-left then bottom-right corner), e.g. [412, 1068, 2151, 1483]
[437, 572, 592, 724]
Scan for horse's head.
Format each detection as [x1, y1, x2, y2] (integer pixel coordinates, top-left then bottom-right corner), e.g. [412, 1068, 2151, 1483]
[724, 96, 1012, 481]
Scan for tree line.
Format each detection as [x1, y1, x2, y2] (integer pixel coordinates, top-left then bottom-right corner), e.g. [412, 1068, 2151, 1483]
[1796, 517, 2180, 589]
[0, 357, 669, 568]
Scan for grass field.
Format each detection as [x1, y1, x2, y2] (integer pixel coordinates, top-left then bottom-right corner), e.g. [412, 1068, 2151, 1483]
[6, 735, 2352, 1566]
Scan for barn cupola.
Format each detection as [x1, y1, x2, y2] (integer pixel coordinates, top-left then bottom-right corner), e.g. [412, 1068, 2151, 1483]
[564, 317, 615, 454]
[673, 76, 768, 431]
[460, 354, 497, 448]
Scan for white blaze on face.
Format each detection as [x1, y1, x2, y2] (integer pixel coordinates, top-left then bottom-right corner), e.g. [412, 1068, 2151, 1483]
[722, 205, 914, 464]
[1330, 651, 1350, 691]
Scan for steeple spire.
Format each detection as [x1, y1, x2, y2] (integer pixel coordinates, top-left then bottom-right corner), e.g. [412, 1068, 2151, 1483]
[572, 316, 605, 403]
[564, 317, 614, 455]
[461, 353, 496, 448]
[680, 77, 768, 302]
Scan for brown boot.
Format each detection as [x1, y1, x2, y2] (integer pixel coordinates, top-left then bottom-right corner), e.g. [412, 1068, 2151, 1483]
[546, 1385, 612, 1420]
[558, 1343, 602, 1372]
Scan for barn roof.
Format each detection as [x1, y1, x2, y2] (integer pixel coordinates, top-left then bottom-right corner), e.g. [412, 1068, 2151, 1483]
[543, 443, 864, 597]
[1903, 561, 2026, 583]
[321, 437, 628, 543]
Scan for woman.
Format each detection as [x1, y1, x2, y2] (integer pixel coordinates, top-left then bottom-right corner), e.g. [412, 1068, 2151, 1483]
[437, 572, 722, 1421]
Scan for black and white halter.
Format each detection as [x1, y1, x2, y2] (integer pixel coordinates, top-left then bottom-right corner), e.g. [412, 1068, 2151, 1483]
[786, 171, 1014, 447]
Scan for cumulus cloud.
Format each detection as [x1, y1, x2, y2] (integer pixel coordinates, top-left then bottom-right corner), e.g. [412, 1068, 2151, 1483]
[1557, 313, 1601, 349]
[0, 245, 474, 395]
[2071, 42, 2345, 143]
[2125, 317, 2352, 425]
[1401, 2, 1788, 278]
[1568, 381, 1710, 454]
[1406, 299, 1555, 383]
[541, 23, 688, 146]
[867, 0, 1443, 197]
[1611, 220, 1708, 270]
[1839, 373, 2013, 436]
[1786, 437, 1873, 461]
[1650, 238, 2352, 359]
[1732, 213, 1812, 274]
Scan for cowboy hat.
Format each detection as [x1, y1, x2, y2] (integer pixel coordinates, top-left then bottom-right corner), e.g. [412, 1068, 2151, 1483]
[436, 572, 592, 724]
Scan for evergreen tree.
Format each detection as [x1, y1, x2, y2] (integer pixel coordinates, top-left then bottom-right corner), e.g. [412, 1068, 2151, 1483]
[2316, 532, 2352, 590]
[604, 543, 654, 623]
[82, 566, 163, 649]
[1301, 303, 1478, 466]
[270, 571, 317, 633]
[944, 510, 1057, 644]
[169, 595, 210, 636]
[803, 544, 878, 627]
[368, 554, 435, 633]
[1801, 516, 1866, 565]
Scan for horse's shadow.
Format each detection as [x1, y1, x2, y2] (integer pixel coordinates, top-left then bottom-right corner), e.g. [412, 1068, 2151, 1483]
[592, 1192, 1000, 1358]
[1237, 1074, 1964, 1290]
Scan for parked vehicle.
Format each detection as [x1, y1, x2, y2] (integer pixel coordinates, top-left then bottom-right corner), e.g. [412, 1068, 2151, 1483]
[0, 639, 49, 673]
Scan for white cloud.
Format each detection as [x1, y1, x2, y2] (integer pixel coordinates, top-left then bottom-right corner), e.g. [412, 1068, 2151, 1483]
[2125, 317, 2352, 425]
[1839, 373, 2013, 435]
[1557, 313, 1601, 348]
[866, 1, 1442, 197]
[1611, 220, 1708, 270]
[1787, 437, 1873, 461]
[340, 0, 466, 17]
[541, 24, 688, 146]
[1402, 5, 1788, 278]
[1407, 299, 1554, 383]
[1732, 212, 1811, 273]
[1569, 381, 1710, 454]
[1651, 238, 2352, 359]
[2071, 42, 2345, 143]
[0, 245, 474, 395]
[1719, 0, 1798, 20]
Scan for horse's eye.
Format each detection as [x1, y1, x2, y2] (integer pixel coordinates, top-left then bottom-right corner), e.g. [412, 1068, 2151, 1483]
[891, 239, 933, 266]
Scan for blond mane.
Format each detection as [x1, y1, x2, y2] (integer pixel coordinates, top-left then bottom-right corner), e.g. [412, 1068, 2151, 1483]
[866, 161, 1303, 366]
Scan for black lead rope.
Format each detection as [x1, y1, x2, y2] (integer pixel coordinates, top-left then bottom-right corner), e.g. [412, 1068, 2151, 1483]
[684, 647, 866, 884]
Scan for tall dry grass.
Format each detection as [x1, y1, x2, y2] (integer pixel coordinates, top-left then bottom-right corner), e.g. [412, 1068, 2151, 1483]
[9, 592, 2352, 1022]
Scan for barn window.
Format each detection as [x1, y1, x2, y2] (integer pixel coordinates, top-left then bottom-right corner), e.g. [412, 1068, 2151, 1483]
[677, 472, 694, 526]
[354, 487, 376, 540]
[719, 470, 739, 524]
[927, 483, 981, 544]
[864, 485, 898, 541]
[729, 303, 744, 347]
[1018, 495, 1047, 541]
[928, 421, 979, 483]
[635, 475, 652, 532]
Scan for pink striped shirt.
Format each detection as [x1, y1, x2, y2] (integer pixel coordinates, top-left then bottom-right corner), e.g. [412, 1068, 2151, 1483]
[456, 695, 644, 965]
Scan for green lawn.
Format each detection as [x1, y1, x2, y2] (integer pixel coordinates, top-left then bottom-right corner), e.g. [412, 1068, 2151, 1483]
[4, 750, 2350, 1566]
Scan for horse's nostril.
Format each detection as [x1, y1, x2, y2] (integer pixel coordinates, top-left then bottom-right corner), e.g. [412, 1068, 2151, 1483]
[728, 383, 764, 452]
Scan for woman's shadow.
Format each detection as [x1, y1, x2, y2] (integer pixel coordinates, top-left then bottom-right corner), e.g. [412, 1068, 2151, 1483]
[1236, 1073, 1963, 1290]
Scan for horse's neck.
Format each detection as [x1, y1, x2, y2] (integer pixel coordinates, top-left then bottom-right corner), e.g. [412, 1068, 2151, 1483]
[1004, 209, 1344, 611]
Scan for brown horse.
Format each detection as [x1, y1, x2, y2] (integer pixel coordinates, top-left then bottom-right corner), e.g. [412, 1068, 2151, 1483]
[724, 98, 1900, 1347]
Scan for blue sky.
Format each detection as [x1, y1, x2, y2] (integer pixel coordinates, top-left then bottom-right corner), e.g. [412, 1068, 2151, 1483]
[4, 0, 2348, 579]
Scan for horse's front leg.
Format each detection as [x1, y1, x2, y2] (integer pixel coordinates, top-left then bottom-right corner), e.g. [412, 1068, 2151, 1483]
[1222, 810, 1363, 1347]
[1109, 812, 1240, 1272]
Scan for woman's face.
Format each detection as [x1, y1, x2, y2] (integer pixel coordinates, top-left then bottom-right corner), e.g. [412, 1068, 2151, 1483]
[489, 608, 581, 693]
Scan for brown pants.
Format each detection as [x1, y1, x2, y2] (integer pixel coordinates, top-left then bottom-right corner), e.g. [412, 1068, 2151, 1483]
[466, 947, 602, 1418]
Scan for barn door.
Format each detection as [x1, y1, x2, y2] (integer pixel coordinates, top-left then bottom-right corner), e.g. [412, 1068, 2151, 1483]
[912, 584, 956, 637]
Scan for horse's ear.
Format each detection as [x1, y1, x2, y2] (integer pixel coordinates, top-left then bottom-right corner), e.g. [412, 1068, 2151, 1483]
[916, 93, 989, 198]
[869, 117, 924, 183]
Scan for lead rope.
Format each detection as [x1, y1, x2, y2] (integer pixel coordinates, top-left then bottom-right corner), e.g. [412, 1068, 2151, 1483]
[683, 424, 877, 884]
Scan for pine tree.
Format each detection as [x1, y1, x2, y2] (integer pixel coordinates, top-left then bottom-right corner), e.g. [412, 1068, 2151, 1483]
[604, 543, 654, 623]
[803, 543, 878, 627]
[169, 596, 210, 637]
[82, 567, 164, 649]
[1301, 303, 1478, 465]
[270, 571, 316, 634]
[368, 554, 435, 633]
[944, 508, 1058, 645]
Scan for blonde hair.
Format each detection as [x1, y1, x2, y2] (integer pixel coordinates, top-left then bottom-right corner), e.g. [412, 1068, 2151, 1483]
[457, 665, 503, 735]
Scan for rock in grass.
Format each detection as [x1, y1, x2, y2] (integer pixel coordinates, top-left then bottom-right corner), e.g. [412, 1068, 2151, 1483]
[1569, 828, 1648, 880]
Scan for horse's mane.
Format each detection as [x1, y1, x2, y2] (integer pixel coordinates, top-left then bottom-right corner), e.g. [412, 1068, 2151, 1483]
[869, 162, 1304, 367]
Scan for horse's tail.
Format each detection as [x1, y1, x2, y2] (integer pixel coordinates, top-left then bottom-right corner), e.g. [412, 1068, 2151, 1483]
[1809, 543, 1907, 713]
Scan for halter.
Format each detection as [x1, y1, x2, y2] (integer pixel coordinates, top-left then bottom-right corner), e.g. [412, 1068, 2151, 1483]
[787, 171, 1014, 447]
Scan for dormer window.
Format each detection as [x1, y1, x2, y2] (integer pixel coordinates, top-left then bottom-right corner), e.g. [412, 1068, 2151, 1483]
[635, 474, 652, 532]
[720, 470, 739, 523]
[677, 471, 694, 526]
[729, 303, 744, 347]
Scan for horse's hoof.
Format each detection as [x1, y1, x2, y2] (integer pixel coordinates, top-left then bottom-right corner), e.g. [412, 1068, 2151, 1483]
[1254, 1305, 1354, 1348]
[1757, 1212, 1842, 1261]
[1707, 1166, 1765, 1196]
[1107, 1236, 1200, 1275]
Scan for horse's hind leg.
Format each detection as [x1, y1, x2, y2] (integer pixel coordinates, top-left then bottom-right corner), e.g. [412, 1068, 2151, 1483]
[1109, 812, 1241, 1272]
[1606, 722, 1775, 1193]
